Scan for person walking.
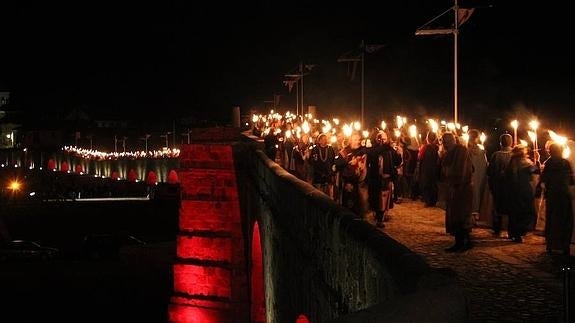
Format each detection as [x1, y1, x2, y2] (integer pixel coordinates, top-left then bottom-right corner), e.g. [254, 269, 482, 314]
[310, 133, 337, 199]
[540, 142, 574, 255]
[487, 134, 513, 236]
[418, 131, 440, 207]
[440, 132, 474, 252]
[468, 129, 488, 222]
[366, 129, 401, 227]
[334, 132, 367, 216]
[504, 144, 540, 243]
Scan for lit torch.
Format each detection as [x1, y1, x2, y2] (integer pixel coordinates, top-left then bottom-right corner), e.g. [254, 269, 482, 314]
[511, 120, 519, 146]
[529, 119, 539, 151]
[479, 132, 486, 150]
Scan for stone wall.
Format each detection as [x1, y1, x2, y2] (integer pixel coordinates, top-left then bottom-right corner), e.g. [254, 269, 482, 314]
[243, 148, 468, 323]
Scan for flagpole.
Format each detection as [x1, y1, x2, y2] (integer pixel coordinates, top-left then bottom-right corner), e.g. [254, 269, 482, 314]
[296, 80, 299, 116]
[361, 40, 365, 127]
[415, 0, 473, 125]
[454, 0, 459, 124]
[300, 62, 305, 116]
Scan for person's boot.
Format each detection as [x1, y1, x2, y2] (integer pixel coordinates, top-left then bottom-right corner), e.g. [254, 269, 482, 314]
[445, 232, 463, 252]
[492, 214, 502, 237]
[459, 231, 473, 252]
[375, 211, 385, 228]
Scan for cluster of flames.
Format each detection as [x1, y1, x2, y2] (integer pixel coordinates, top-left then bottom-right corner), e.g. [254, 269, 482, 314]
[252, 111, 571, 158]
[62, 146, 180, 160]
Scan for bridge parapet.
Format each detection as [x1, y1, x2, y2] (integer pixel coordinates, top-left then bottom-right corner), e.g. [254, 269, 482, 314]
[244, 147, 467, 323]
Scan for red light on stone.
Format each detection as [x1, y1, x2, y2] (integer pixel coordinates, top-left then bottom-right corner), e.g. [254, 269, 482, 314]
[168, 169, 180, 184]
[168, 304, 225, 323]
[173, 264, 231, 298]
[75, 164, 83, 173]
[47, 159, 56, 171]
[127, 169, 137, 182]
[169, 144, 246, 322]
[177, 236, 232, 261]
[251, 221, 266, 323]
[146, 170, 157, 185]
[296, 314, 310, 323]
[61, 161, 69, 172]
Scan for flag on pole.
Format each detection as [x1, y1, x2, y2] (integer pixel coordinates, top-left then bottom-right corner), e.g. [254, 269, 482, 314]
[364, 44, 386, 54]
[337, 50, 361, 81]
[283, 79, 297, 93]
[349, 60, 358, 81]
[457, 8, 475, 27]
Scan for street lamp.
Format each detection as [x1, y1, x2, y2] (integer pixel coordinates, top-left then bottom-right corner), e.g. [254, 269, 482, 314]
[140, 134, 151, 151]
[160, 132, 171, 148]
[86, 135, 93, 150]
[181, 129, 192, 145]
[121, 136, 127, 153]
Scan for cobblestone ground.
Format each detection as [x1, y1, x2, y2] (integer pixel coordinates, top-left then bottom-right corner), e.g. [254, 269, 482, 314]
[368, 199, 573, 323]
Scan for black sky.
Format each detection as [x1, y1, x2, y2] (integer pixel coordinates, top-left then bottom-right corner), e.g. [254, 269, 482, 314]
[1, 1, 573, 127]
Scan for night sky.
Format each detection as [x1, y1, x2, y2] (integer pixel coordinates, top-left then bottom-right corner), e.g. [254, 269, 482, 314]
[1, 1, 573, 128]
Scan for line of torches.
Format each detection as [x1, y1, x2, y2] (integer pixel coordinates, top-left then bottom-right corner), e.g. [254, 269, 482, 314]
[63, 146, 180, 160]
[253, 111, 572, 159]
[510, 119, 571, 159]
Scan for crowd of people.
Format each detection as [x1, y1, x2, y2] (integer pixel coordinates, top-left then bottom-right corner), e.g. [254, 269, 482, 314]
[254, 112, 575, 255]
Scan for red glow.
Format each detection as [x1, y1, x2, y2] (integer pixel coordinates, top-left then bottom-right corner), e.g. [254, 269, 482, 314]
[173, 264, 231, 298]
[146, 170, 157, 185]
[111, 171, 119, 180]
[47, 159, 56, 170]
[75, 164, 83, 173]
[251, 221, 266, 323]
[296, 314, 310, 323]
[177, 236, 232, 261]
[61, 161, 69, 172]
[170, 144, 246, 322]
[168, 169, 180, 184]
[127, 169, 137, 182]
[168, 304, 227, 323]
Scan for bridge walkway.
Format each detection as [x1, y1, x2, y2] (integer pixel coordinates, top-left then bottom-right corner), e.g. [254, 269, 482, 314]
[371, 199, 568, 322]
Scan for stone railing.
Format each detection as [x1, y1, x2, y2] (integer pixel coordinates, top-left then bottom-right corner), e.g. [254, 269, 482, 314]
[242, 144, 468, 323]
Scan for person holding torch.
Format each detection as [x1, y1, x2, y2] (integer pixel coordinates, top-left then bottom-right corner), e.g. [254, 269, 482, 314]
[440, 132, 474, 252]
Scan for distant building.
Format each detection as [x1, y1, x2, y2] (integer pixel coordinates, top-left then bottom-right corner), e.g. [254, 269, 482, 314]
[0, 91, 20, 149]
[0, 91, 9, 107]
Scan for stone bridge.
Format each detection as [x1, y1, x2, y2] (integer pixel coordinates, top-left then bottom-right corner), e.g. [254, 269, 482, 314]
[168, 129, 468, 323]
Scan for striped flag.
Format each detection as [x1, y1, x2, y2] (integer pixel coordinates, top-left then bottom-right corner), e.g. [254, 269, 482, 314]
[457, 8, 475, 27]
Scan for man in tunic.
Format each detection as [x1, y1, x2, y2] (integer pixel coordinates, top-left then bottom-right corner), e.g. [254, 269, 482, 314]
[440, 132, 474, 252]
[487, 134, 513, 236]
[541, 142, 574, 255]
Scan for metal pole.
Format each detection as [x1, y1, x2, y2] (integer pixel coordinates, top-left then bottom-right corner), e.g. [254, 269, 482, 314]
[361, 40, 365, 127]
[300, 62, 305, 115]
[296, 79, 299, 116]
[564, 266, 571, 323]
[454, 0, 459, 124]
